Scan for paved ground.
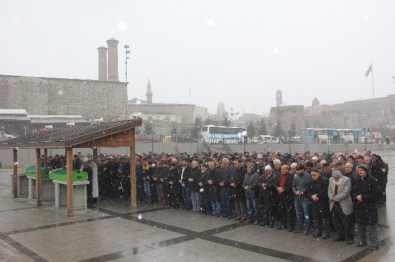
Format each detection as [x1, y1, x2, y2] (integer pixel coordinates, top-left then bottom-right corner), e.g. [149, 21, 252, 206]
[1, 155, 395, 261]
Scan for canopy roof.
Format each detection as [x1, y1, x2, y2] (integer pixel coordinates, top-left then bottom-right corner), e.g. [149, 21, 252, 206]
[0, 118, 142, 149]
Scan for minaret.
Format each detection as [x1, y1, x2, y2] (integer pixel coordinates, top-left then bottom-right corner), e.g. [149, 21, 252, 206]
[106, 38, 119, 81]
[276, 90, 283, 107]
[97, 47, 108, 81]
[146, 79, 153, 103]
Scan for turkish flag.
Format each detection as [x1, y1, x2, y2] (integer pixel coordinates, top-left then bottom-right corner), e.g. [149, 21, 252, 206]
[365, 64, 373, 77]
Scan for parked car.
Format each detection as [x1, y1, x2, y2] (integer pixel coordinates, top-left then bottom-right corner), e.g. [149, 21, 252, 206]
[260, 135, 280, 144]
[251, 136, 263, 144]
[359, 137, 375, 144]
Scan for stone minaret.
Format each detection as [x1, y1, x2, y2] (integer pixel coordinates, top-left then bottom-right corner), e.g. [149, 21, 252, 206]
[97, 47, 108, 81]
[276, 90, 282, 107]
[146, 79, 153, 103]
[106, 38, 119, 81]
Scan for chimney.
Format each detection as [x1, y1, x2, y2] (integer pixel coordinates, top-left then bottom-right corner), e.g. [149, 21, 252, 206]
[106, 38, 119, 81]
[97, 47, 108, 81]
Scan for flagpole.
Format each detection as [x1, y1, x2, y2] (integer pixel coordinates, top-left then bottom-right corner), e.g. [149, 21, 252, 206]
[371, 65, 375, 98]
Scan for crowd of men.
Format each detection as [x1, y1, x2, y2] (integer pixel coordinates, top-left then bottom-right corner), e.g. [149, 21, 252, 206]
[44, 150, 388, 250]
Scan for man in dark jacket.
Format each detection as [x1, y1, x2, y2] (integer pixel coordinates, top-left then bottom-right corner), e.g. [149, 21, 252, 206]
[243, 163, 260, 224]
[166, 159, 182, 209]
[260, 165, 278, 227]
[230, 159, 247, 222]
[275, 165, 295, 231]
[292, 163, 311, 234]
[205, 161, 221, 216]
[219, 158, 234, 219]
[178, 158, 191, 210]
[188, 160, 202, 212]
[153, 160, 166, 205]
[371, 154, 387, 204]
[307, 168, 330, 238]
[352, 164, 380, 250]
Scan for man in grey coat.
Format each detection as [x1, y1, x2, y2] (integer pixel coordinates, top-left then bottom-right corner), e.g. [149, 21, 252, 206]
[328, 169, 354, 245]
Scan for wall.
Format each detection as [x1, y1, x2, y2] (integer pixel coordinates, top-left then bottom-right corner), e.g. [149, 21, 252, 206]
[0, 75, 127, 121]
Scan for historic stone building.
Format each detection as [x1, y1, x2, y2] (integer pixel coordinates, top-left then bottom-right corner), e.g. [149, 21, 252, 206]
[0, 38, 129, 122]
[0, 74, 127, 121]
[305, 95, 395, 129]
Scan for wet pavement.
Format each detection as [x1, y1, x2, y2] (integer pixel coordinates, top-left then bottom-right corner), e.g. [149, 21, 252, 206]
[0, 151, 395, 261]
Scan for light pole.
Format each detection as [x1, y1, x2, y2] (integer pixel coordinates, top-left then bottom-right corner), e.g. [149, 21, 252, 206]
[124, 44, 130, 82]
[242, 130, 247, 154]
[124, 44, 130, 119]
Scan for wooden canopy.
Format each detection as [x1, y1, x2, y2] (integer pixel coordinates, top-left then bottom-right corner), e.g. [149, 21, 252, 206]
[0, 118, 142, 217]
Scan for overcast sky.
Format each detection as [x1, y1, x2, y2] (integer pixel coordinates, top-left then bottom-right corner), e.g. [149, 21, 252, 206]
[1, 0, 395, 115]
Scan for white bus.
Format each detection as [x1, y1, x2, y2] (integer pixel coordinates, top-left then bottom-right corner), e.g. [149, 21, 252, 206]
[200, 125, 247, 144]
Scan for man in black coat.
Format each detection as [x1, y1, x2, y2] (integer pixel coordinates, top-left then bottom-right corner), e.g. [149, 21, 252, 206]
[260, 165, 278, 227]
[219, 158, 234, 219]
[275, 165, 295, 231]
[205, 161, 221, 216]
[166, 159, 182, 209]
[307, 168, 330, 238]
[352, 164, 381, 250]
[230, 159, 247, 222]
[178, 158, 192, 210]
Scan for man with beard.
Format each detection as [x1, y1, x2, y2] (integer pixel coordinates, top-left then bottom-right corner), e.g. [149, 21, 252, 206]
[275, 165, 295, 231]
[307, 168, 330, 239]
[230, 159, 247, 222]
[328, 169, 354, 245]
[260, 165, 277, 227]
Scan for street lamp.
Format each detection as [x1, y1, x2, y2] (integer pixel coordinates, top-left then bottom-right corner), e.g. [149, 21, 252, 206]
[124, 44, 130, 119]
[242, 130, 247, 154]
[124, 44, 130, 83]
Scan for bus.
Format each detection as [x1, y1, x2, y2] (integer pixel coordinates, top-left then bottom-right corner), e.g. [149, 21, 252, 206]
[305, 128, 362, 144]
[200, 125, 247, 144]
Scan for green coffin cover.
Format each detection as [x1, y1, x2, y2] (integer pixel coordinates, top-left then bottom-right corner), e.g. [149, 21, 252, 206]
[25, 166, 49, 178]
[49, 168, 88, 181]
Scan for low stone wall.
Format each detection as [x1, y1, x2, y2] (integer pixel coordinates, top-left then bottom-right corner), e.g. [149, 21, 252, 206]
[1, 142, 394, 167]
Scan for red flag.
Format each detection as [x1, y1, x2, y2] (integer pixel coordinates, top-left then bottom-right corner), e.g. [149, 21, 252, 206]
[365, 64, 372, 77]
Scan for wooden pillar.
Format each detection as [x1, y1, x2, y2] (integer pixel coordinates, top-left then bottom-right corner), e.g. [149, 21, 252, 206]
[43, 148, 48, 167]
[93, 147, 98, 163]
[66, 147, 74, 217]
[12, 148, 18, 198]
[35, 148, 42, 206]
[130, 129, 137, 210]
